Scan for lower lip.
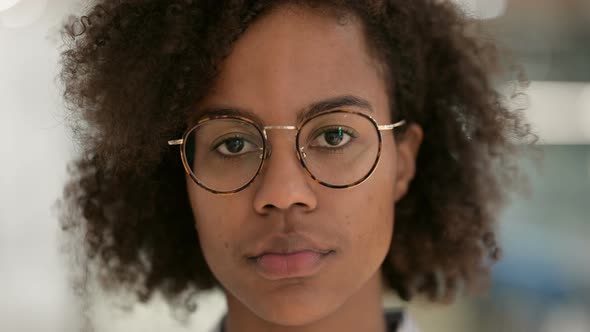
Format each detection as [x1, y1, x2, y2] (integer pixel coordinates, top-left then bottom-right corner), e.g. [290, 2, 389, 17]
[250, 250, 332, 280]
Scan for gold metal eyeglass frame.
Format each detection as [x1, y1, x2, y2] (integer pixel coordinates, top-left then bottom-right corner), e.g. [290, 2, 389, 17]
[168, 109, 405, 194]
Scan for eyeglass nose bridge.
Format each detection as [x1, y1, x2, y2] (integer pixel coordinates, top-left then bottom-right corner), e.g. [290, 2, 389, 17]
[261, 125, 301, 161]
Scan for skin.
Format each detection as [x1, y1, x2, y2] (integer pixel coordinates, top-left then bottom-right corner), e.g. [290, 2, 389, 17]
[186, 5, 423, 332]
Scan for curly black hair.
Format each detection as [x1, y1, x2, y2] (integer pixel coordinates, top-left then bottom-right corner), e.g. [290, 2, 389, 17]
[58, 0, 533, 311]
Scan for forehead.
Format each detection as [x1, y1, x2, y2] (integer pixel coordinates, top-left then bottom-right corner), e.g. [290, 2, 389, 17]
[198, 5, 390, 124]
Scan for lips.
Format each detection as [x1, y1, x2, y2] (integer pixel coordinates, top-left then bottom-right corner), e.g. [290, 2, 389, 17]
[250, 250, 334, 280]
[246, 234, 335, 280]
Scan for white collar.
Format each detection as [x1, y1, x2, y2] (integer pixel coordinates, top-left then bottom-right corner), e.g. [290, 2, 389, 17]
[208, 310, 420, 332]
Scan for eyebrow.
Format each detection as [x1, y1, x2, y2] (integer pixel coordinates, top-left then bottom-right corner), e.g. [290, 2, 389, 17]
[295, 95, 374, 123]
[193, 95, 374, 126]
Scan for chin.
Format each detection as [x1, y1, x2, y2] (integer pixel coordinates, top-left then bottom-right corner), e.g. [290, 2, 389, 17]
[256, 304, 330, 327]
[247, 289, 339, 327]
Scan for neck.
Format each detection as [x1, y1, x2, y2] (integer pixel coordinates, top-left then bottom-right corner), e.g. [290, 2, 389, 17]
[224, 271, 387, 332]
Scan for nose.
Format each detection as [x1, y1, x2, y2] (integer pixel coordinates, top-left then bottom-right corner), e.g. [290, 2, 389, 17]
[252, 133, 318, 215]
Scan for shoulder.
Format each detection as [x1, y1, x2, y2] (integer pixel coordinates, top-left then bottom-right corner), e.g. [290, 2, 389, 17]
[386, 309, 421, 332]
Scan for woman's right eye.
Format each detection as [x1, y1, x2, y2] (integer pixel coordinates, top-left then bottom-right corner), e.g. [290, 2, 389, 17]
[214, 136, 259, 156]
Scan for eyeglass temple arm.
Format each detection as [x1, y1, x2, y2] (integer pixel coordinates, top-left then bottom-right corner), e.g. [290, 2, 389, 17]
[168, 139, 183, 146]
[377, 120, 406, 131]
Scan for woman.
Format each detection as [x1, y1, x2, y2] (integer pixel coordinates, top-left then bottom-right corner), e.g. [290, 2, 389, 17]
[59, 1, 532, 331]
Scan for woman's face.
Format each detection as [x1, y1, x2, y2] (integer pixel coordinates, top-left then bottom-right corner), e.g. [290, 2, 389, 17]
[186, 5, 421, 327]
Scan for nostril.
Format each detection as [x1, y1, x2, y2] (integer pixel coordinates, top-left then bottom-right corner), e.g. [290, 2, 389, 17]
[260, 202, 311, 214]
[263, 204, 276, 210]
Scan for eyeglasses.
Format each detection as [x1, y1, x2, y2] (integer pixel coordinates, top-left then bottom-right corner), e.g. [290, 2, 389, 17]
[168, 109, 405, 194]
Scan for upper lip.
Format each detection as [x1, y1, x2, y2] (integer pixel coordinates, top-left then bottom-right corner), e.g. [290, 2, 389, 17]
[248, 233, 333, 259]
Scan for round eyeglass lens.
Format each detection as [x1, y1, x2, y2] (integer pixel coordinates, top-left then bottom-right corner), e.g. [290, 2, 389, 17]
[297, 111, 380, 187]
[184, 118, 264, 192]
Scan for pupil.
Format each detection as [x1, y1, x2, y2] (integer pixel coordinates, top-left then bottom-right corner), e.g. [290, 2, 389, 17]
[225, 138, 244, 153]
[325, 128, 343, 146]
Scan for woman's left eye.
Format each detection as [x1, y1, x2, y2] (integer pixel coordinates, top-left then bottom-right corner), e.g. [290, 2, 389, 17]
[309, 127, 356, 148]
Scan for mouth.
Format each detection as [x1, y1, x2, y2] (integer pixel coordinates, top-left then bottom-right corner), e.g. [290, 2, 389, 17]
[248, 250, 335, 280]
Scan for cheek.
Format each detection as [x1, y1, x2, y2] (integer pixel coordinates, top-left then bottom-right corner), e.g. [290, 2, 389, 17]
[347, 153, 397, 257]
[320, 162, 396, 271]
[350, 190, 394, 252]
[186, 181, 247, 276]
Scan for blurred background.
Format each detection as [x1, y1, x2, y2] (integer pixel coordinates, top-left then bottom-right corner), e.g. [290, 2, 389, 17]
[1, 0, 588, 331]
